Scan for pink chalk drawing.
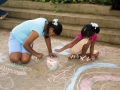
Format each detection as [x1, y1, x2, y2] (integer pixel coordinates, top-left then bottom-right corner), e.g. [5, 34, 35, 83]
[48, 70, 73, 83]
[76, 71, 120, 90]
[48, 60, 75, 83]
[80, 75, 120, 90]
[0, 77, 14, 90]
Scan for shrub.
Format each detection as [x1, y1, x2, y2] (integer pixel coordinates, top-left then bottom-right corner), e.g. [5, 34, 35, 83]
[32, 0, 112, 5]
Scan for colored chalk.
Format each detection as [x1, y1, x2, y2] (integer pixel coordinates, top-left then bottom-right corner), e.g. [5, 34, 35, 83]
[47, 57, 58, 71]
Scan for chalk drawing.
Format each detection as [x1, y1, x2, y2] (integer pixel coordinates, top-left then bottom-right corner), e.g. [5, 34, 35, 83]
[36, 43, 46, 50]
[80, 75, 120, 90]
[0, 53, 7, 63]
[47, 61, 75, 90]
[10, 38, 120, 90]
[17, 71, 27, 75]
[32, 60, 75, 90]
[0, 71, 8, 76]
[52, 46, 70, 55]
[76, 71, 120, 90]
[6, 63, 32, 71]
[51, 39, 69, 49]
[48, 70, 73, 83]
[66, 62, 118, 90]
[51, 39, 63, 44]
[31, 56, 41, 61]
[59, 60, 75, 69]
[35, 39, 70, 55]
[0, 77, 14, 89]
[48, 60, 75, 83]
[98, 47, 119, 54]
[0, 65, 27, 75]
[51, 39, 69, 45]
[100, 82, 120, 90]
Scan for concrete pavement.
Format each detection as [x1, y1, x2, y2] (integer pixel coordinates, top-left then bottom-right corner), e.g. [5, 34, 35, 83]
[0, 29, 120, 90]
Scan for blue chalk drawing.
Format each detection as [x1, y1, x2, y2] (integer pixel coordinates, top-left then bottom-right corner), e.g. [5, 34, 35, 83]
[66, 62, 118, 90]
[52, 46, 69, 55]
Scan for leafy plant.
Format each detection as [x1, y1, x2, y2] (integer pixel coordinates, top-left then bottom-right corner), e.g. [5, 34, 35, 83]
[34, 0, 48, 2]
[32, 0, 112, 5]
[32, 0, 112, 12]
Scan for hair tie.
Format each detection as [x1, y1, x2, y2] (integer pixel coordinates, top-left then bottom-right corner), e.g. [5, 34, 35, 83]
[91, 22, 98, 29]
[52, 19, 58, 26]
[84, 27, 86, 31]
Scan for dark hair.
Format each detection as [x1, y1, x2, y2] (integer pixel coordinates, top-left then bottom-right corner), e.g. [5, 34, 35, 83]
[81, 23, 100, 38]
[45, 21, 62, 38]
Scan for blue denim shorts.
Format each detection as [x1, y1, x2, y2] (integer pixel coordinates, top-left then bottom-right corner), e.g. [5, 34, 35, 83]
[8, 33, 32, 54]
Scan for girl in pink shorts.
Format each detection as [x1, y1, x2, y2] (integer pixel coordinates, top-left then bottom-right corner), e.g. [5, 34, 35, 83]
[55, 23, 100, 61]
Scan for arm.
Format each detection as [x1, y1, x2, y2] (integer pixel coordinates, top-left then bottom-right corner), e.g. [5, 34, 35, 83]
[23, 30, 43, 58]
[55, 37, 80, 52]
[44, 36, 57, 57]
[44, 36, 52, 53]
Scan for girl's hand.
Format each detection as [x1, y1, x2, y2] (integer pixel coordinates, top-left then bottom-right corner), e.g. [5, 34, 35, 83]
[35, 53, 44, 59]
[55, 49, 61, 52]
[49, 52, 57, 57]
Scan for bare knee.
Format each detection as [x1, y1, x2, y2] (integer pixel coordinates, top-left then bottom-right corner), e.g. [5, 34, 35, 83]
[9, 54, 21, 63]
[21, 58, 30, 64]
